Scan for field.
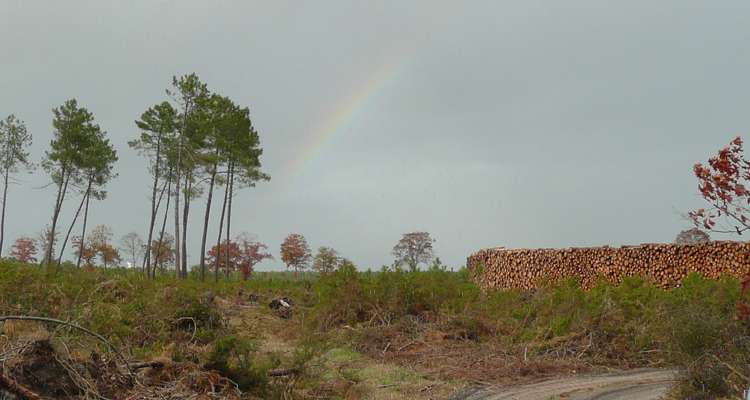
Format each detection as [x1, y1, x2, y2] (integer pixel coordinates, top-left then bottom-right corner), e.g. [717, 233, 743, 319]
[0, 261, 748, 399]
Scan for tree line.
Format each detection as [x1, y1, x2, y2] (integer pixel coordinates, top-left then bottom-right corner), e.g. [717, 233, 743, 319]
[2, 73, 441, 279]
[2, 74, 269, 281]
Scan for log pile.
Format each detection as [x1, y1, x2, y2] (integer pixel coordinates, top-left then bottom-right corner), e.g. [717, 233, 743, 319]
[466, 241, 750, 290]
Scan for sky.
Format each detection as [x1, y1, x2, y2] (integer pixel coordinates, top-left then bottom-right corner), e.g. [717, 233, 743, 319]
[1, 1, 748, 270]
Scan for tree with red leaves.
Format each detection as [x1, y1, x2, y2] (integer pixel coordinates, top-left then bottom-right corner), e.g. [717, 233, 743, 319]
[689, 136, 750, 317]
[689, 137, 750, 234]
[237, 236, 273, 280]
[392, 232, 435, 272]
[10, 237, 37, 263]
[73, 236, 97, 268]
[150, 233, 175, 273]
[280, 233, 311, 278]
[99, 244, 121, 268]
[208, 240, 242, 278]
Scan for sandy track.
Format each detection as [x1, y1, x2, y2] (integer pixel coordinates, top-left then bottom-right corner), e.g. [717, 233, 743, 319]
[448, 369, 677, 400]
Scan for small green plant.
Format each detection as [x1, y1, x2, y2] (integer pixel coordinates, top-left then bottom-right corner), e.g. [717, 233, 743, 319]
[205, 335, 269, 392]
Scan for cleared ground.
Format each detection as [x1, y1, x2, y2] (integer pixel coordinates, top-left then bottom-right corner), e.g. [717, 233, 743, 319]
[448, 369, 677, 400]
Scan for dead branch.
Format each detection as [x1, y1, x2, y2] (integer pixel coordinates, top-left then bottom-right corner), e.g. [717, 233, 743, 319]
[127, 361, 165, 370]
[0, 372, 43, 400]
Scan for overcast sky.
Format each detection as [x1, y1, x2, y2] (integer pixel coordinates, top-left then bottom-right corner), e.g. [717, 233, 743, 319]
[1, 1, 747, 270]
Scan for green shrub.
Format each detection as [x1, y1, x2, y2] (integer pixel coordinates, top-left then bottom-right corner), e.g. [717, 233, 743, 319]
[205, 335, 270, 392]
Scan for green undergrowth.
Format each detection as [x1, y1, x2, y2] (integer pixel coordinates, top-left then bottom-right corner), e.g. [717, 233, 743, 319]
[0, 261, 748, 398]
[310, 265, 750, 399]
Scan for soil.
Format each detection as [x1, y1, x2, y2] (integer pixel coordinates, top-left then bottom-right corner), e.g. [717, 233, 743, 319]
[447, 369, 677, 400]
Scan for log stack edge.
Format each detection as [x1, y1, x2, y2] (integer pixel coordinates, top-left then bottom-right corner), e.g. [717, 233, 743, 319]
[466, 241, 750, 290]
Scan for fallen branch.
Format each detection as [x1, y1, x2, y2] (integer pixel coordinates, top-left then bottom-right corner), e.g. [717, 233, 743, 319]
[0, 372, 42, 400]
[397, 341, 416, 352]
[127, 361, 165, 370]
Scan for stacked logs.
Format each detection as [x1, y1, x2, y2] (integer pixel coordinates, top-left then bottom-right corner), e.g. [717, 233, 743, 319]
[466, 241, 750, 290]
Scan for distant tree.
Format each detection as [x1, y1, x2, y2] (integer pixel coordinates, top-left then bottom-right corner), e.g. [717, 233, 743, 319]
[207, 239, 241, 277]
[214, 106, 268, 282]
[88, 225, 119, 267]
[236, 235, 273, 280]
[280, 233, 311, 278]
[36, 226, 58, 264]
[42, 99, 95, 266]
[73, 236, 97, 268]
[196, 95, 234, 281]
[99, 244, 121, 268]
[120, 232, 145, 267]
[10, 237, 37, 263]
[0, 115, 33, 258]
[57, 128, 118, 268]
[312, 246, 341, 275]
[392, 232, 435, 272]
[150, 233, 175, 273]
[167, 74, 210, 279]
[130, 101, 177, 275]
[675, 228, 710, 245]
[41, 99, 116, 268]
[89, 225, 113, 250]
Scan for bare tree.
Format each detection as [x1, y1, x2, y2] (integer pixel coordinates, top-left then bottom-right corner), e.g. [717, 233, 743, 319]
[392, 232, 435, 272]
[675, 228, 710, 245]
[312, 246, 341, 275]
[120, 232, 145, 267]
[36, 226, 58, 265]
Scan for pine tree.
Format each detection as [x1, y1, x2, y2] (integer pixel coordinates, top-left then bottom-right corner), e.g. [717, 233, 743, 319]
[0, 114, 33, 257]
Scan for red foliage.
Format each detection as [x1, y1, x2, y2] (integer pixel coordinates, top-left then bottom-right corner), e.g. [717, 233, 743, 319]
[280, 233, 311, 276]
[237, 238, 273, 280]
[10, 237, 37, 263]
[207, 240, 242, 276]
[150, 234, 175, 271]
[689, 136, 750, 234]
[73, 236, 97, 268]
[98, 244, 121, 268]
[689, 137, 750, 318]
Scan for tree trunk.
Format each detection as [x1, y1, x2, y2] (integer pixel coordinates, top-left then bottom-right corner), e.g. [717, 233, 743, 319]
[46, 168, 70, 267]
[174, 96, 192, 278]
[76, 189, 91, 268]
[181, 174, 191, 278]
[58, 178, 92, 266]
[143, 134, 162, 272]
[154, 175, 172, 278]
[145, 176, 169, 274]
[0, 167, 9, 258]
[199, 162, 218, 281]
[173, 171, 181, 277]
[214, 171, 229, 282]
[225, 162, 235, 280]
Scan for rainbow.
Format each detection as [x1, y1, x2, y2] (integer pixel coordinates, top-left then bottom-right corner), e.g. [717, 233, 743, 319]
[283, 57, 405, 180]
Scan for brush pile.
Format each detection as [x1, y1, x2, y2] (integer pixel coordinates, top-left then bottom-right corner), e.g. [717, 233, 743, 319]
[467, 241, 750, 290]
[0, 337, 244, 400]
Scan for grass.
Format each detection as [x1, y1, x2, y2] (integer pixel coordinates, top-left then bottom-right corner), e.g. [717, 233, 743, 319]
[0, 260, 748, 398]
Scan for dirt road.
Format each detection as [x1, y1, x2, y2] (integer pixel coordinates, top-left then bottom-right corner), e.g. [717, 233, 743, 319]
[448, 369, 677, 400]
